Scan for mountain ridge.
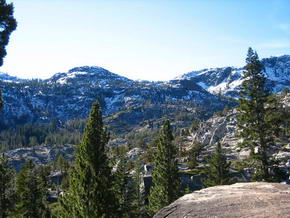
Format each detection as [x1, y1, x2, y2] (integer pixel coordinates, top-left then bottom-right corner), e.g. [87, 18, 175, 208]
[176, 54, 290, 96]
[0, 54, 289, 130]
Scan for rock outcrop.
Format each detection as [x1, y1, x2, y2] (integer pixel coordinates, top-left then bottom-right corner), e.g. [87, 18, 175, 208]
[154, 182, 290, 218]
[191, 93, 290, 164]
[5, 144, 75, 171]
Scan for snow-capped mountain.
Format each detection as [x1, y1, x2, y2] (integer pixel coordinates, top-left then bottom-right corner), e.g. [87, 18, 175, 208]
[1, 54, 289, 129]
[47, 66, 133, 86]
[176, 55, 290, 96]
[0, 73, 26, 83]
[0, 66, 233, 128]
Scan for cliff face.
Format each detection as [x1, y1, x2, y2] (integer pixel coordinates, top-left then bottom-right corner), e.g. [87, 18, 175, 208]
[154, 182, 290, 218]
[189, 93, 290, 165]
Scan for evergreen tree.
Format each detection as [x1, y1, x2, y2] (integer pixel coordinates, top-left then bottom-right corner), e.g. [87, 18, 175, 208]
[188, 142, 204, 168]
[133, 158, 147, 218]
[203, 142, 231, 187]
[0, 153, 15, 217]
[0, 0, 17, 109]
[237, 47, 284, 181]
[113, 154, 139, 217]
[14, 160, 50, 217]
[148, 120, 180, 216]
[53, 154, 69, 174]
[0, 0, 17, 66]
[59, 101, 117, 218]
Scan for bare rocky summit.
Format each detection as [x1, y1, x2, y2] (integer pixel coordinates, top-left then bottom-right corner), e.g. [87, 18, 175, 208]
[154, 182, 290, 218]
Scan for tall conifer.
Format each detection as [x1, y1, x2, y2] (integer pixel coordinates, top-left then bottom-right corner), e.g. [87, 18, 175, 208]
[113, 154, 140, 217]
[59, 101, 117, 217]
[0, 154, 15, 217]
[0, 0, 17, 108]
[14, 160, 50, 217]
[238, 48, 284, 181]
[0, 0, 17, 66]
[148, 120, 180, 216]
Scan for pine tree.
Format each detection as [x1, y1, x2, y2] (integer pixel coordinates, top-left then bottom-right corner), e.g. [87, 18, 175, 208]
[133, 158, 147, 218]
[203, 142, 231, 187]
[148, 120, 180, 216]
[0, 0, 17, 109]
[113, 154, 139, 217]
[237, 47, 284, 181]
[188, 142, 204, 168]
[0, 0, 17, 67]
[14, 160, 50, 217]
[54, 154, 69, 174]
[0, 153, 15, 217]
[59, 101, 117, 218]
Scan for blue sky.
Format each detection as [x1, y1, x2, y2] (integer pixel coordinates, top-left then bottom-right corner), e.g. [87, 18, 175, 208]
[1, 0, 290, 81]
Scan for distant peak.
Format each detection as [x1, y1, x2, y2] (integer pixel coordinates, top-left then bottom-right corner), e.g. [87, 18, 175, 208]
[0, 72, 25, 82]
[68, 66, 107, 73]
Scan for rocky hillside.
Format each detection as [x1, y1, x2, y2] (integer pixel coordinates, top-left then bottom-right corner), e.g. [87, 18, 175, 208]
[176, 55, 290, 97]
[4, 144, 75, 171]
[154, 182, 290, 218]
[183, 92, 290, 169]
[0, 66, 233, 129]
[1, 55, 290, 129]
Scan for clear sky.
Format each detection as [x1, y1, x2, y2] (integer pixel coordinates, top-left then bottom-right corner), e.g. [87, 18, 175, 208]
[1, 0, 290, 81]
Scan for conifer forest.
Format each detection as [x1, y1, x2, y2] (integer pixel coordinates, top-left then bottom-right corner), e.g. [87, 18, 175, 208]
[0, 0, 290, 217]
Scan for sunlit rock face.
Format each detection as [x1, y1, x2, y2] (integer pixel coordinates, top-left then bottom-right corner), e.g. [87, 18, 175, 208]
[154, 182, 290, 218]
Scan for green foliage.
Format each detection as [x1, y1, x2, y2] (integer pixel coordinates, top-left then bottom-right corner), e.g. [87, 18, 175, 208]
[50, 202, 62, 218]
[14, 160, 50, 217]
[0, 153, 15, 217]
[113, 154, 140, 217]
[203, 142, 232, 187]
[237, 48, 286, 181]
[188, 142, 204, 168]
[0, 119, 84, 152]
[0, 0, 17, 66]
[59, 101, 117, 217]
[0, 0, 17, 110]
[148, 120, 180, 216]
[53, 154, 69, 174]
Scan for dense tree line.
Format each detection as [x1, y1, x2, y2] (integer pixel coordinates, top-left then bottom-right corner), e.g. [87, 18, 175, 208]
[0, 119, 85, 152]
[0, 155, 51, 217]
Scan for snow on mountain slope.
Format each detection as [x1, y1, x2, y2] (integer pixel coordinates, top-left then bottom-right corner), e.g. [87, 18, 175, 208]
[1, 54, 289, 128]
[48, 66, 133, 87]
[1, 65, 233, 127]
[0, 73, 26, 83]
[176, 55, 290, 96]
